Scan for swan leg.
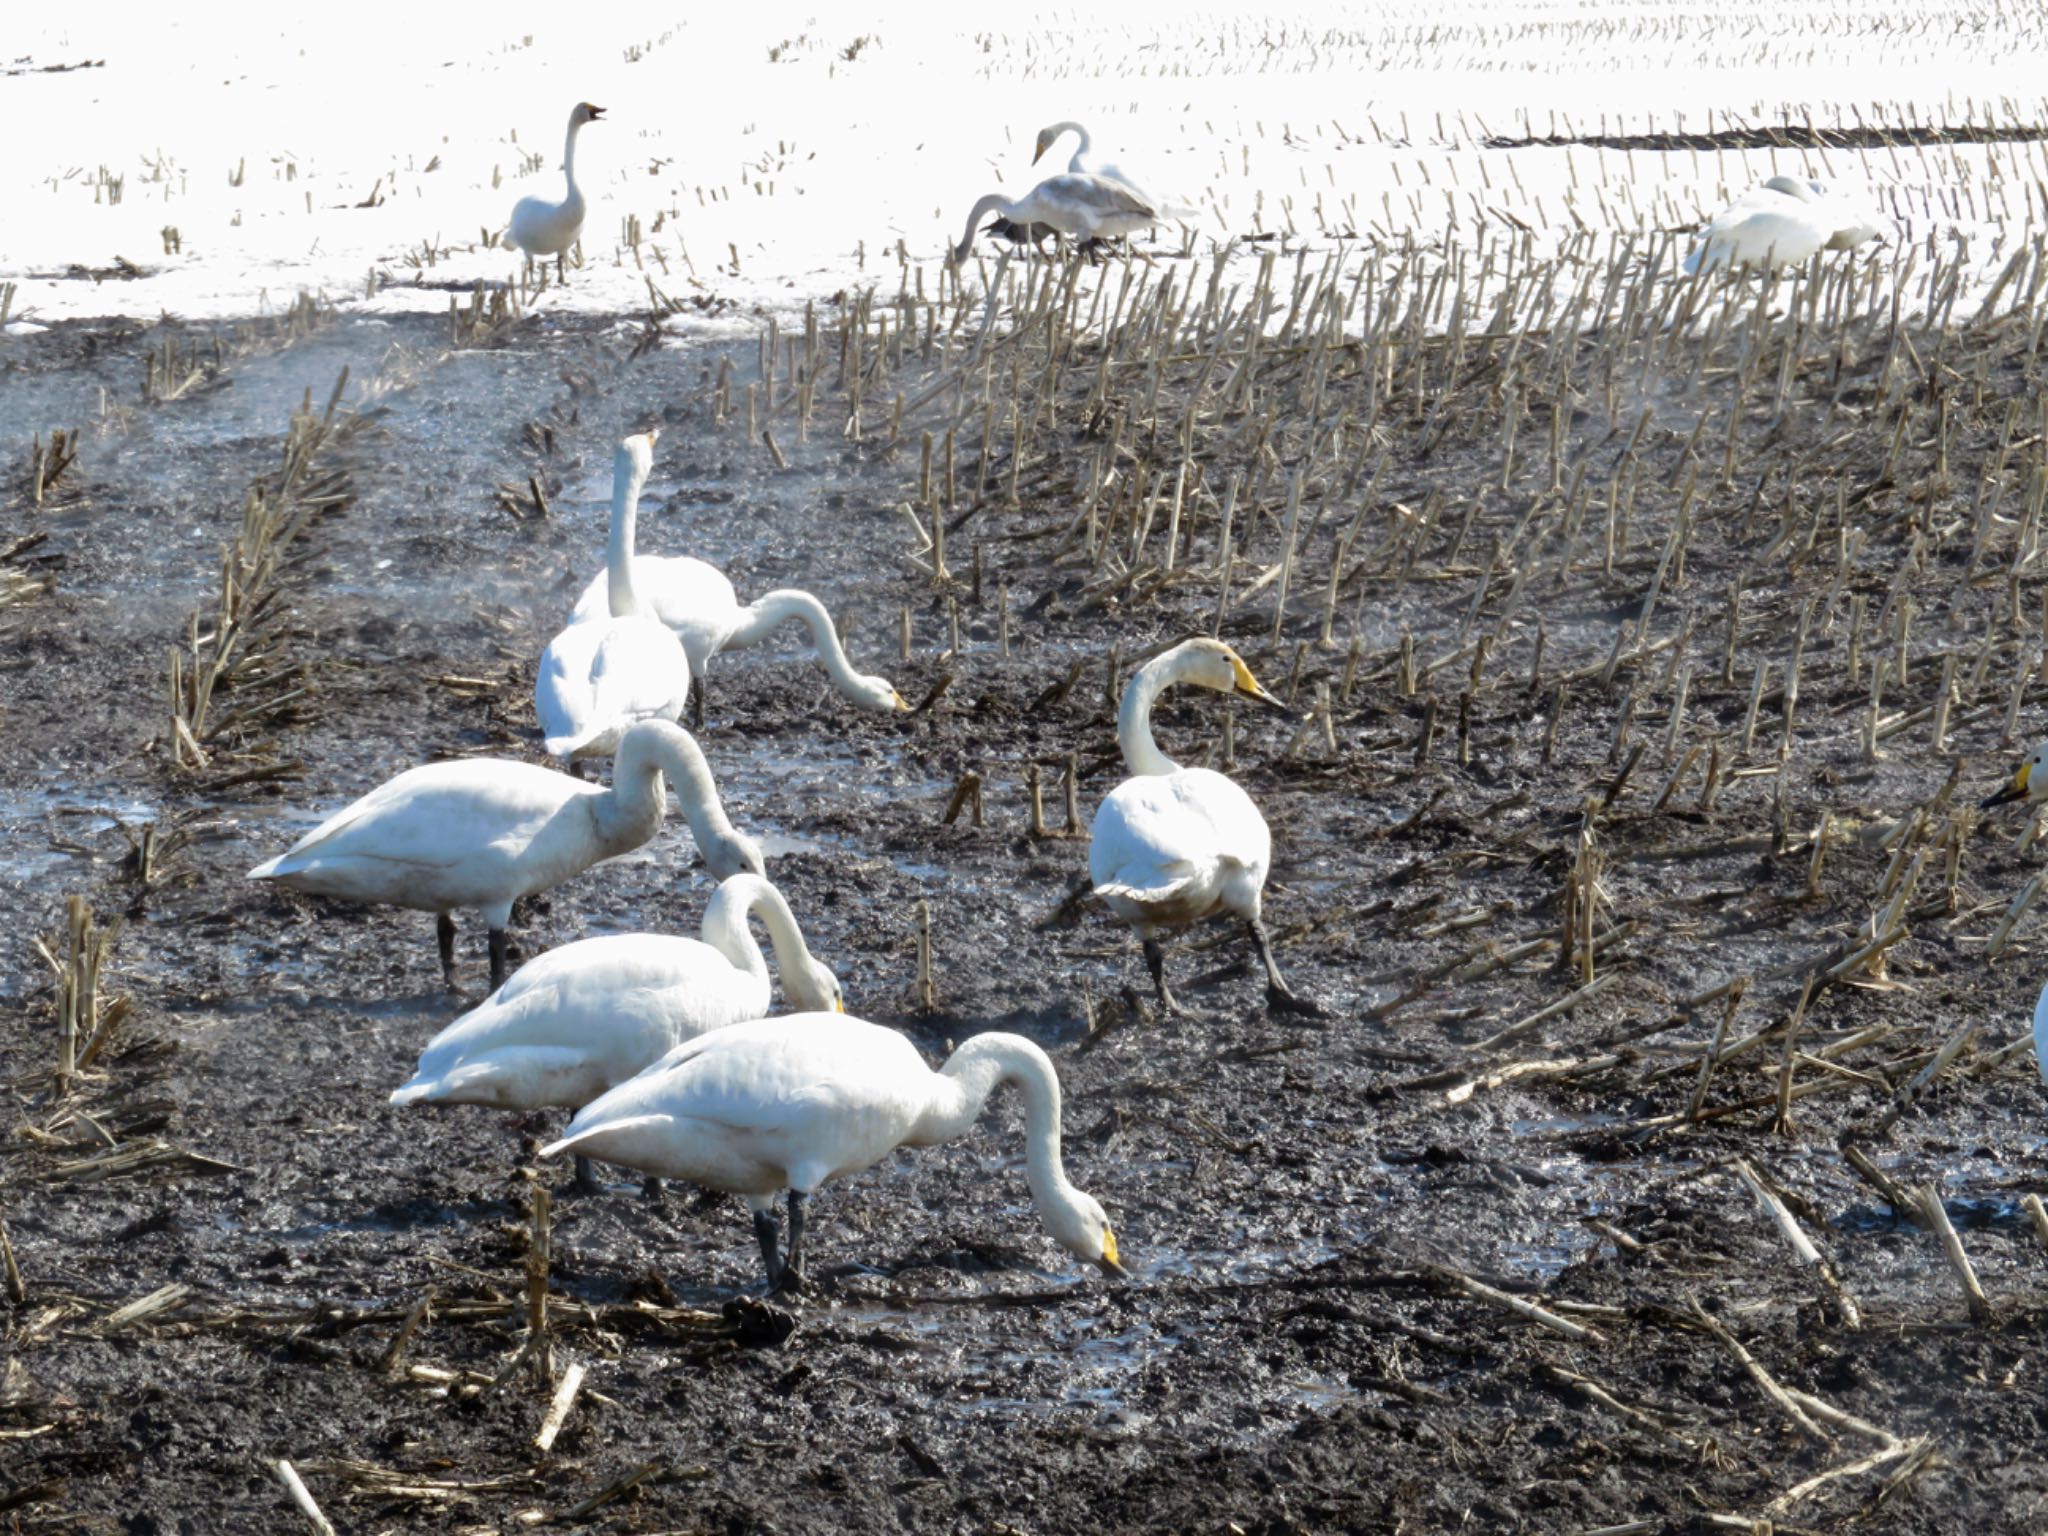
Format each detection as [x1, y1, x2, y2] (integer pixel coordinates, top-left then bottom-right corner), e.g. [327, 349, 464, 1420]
[689, 674, 706, 730]
[1249, 917, 1326, 1017]
[1142, 938, 1180, 1014]
[774, 1189, 810, 1294]
[570, 1154, 605, 1198]
[436, 913, 458, 990]
[753, 1206, 784, 1287]
[488, 928, 511, 991]
[641, 1176, 665, 1202]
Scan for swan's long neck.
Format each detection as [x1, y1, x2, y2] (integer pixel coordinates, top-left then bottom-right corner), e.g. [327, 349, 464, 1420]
[596, 725, 670, 851]
[562, 114, 587, 205]
[1117, 653, 1183, 776]
[1056, 121, 1092, 172]
[956, 193, 1018, 262]
[643, 723, 744, 862]
[724, 590, 866, 694]
[605, 447, 650, 618]
[913, 1033, 1077, 1219]
[700, 874, 773, 991]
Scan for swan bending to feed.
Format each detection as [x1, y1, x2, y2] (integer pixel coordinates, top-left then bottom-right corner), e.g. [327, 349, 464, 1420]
[953, 173, 1159, 264]
[536, 432, 692, 759]
[248, 720, 762, 990]
[392, 872, 841, 1191]
[1982, 742, 2048, 811]
[543, 1013, 1122, 1291]
[505, 102, 603, 277]
[1684, 176, 1884, 274]
[569, 564, 906, 724]
[1090, 638, 1319, 1015]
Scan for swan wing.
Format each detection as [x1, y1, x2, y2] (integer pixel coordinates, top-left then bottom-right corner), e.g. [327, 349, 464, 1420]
[1045, 172, 1158, 220]
[1091, 769, 1270, 924]
[537, 618, 690, 756]
[571, 555, 740, 670]
[250, 760, 582, 881]
[394, 934, 758, 1109]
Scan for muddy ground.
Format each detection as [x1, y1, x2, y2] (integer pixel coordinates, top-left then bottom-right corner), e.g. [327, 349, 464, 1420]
[5, 269, 2048, 1535]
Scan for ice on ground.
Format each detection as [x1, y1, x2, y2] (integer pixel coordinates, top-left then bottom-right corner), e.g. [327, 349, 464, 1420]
[1, 1, 2044, 328]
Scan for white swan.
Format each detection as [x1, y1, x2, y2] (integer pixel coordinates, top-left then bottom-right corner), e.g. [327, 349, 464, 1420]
[248, 720, 762, 989]
[542, 1013, 1122, 1291]
[1683, 176, 1885, 274]
[392, 872, 841, 1190]
[536, 433, 691, 759]
[1032, 120, 1149, 204]
[505, 102, 603, 278]
[1090, 638, 1317, 1015]
[952, 173, 1159, 264]
[568, 564, 906, 724]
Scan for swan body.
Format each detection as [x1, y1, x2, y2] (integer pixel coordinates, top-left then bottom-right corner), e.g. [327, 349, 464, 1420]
[506, 102, 603, 262]
[1089, 638, 1314, 1013]
[390, 873, 841, 1112]
[953, 173, 1159, 264]
[1684, 176, 1885, 274]
[247, 720, 762, 988]
[536, 433, 691, 758]
[569, 567, 906, 720]
[542, 1013, 1122, 1289]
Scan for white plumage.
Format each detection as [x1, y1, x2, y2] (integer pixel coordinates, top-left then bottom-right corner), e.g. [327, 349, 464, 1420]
[505, 102, 603, 271]
[952, 173, 1160, 264]
[1684, 176, 1886, 274]
[542, 1013, 1122, 1290]
[247, 720, 761, 989]
[1089, 638, 1315, 1014]
[536, 433, 691, 758]
[1033, 119, 1150, 205]
[567, 567, 906, 724]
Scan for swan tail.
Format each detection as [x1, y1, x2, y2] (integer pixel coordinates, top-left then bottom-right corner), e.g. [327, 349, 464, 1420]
[540, 1113, 671, 1161]
[1681, 245, 1703, 276]
[247, 854, 286, 881]
[1094, 872, 1205, 909]
[388, 1078, 440, 1107]
[543, 726, 602, 759]
[500, 228, 518, 251]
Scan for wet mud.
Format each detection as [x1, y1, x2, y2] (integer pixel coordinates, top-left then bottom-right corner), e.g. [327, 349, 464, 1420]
[5, 282, 2048, 1535]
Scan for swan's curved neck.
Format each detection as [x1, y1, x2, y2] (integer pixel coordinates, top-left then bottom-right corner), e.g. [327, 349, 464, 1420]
[563, 114, 588, 202]
[606, 451, 650, 617]
[1117, 653, 1184, 776]
[914, 1033, 1076, 1217]
[604, 723, 737, 856]
[1052, 120, 1091, 169]
[702, 875, 818, 993]
[956, 193, 1018, 261]
[725, 590, 865, 695]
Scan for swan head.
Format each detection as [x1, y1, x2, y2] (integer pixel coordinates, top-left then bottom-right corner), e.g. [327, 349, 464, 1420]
[1044, 1187, 1125, 1277]
[572, 102, 605, 128]
[1984, 742, 2048, 809]
[1761, 175, 1818, 202]
[849, 672, 913, 713]
[787, 953, 845, 1014]
[706, 828, 767, 881]
[1032, 126, 1060, 164]
[1168, 637, 1285, 707]
[616, 428, 659, 478]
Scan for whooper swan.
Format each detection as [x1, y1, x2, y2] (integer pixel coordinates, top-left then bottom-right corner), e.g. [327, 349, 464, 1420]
[952, 173, 1159, 265]
[248, 720, 762, 990]
[535, 432, 692, 759]
[1090, 638, 1319, 1015]
[543, 1013, 1122, 1292]
[505, 102, 603, 280]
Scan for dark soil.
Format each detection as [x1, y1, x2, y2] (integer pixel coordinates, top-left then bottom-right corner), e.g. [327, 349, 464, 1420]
[5, 261, 2048, 1535]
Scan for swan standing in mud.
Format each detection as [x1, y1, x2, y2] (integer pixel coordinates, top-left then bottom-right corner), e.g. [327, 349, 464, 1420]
[543, 1013, 1122, 1291]
[248, 720, 761, 990]
[569, 559, 907, 726]
[535, 432, 692, 759]
[1090, 639, 1319, 1015]
[505, 102, 603, 280]
[392, 873, 841, 1191]
[1684, 176, 1885, 274]
[952, 172, 1160, 263]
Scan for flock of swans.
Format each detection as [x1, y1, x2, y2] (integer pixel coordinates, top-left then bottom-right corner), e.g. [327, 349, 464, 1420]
[243, 105, 1926, 1296]
[246, 395, 1311, 1291]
